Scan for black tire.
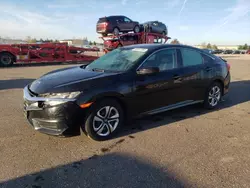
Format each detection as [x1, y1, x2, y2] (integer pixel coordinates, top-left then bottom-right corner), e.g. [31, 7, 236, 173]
[113, 27, 120, 36]
[134, 25, 140, 33]
[82, 99, 124, 141]
[0, 52, 14, 67]
[203, 82, 222, 109]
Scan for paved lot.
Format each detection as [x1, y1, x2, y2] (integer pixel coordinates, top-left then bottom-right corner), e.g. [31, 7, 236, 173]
[0, 55, 250, 188]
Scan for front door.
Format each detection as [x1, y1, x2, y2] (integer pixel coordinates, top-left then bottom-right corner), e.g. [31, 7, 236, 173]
[131, 48, 185, 115]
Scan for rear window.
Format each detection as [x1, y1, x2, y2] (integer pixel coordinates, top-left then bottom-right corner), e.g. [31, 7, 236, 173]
[98, 17, 108, 23]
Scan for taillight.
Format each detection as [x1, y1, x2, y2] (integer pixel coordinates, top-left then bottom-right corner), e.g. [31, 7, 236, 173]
[103, 22, 108, 27]
[226, 63, 230, 71]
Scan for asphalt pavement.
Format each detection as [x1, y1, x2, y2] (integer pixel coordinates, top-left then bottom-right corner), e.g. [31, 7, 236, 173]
[0, 55, 250, 188]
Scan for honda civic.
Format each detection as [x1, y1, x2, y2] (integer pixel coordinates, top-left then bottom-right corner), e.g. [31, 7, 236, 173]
[23, 44, 231, 141]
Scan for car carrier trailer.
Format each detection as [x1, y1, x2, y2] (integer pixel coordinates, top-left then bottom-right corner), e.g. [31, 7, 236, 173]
[0, 42, 100, 67]
[100, 31, 171, 53]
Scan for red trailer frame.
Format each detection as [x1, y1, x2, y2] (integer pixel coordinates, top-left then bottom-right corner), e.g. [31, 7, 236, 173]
[100, 32, 171, 53]
[0, 42, 100, 67]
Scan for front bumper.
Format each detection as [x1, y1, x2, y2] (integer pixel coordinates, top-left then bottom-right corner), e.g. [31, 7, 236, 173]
[23, 86, 83, 136]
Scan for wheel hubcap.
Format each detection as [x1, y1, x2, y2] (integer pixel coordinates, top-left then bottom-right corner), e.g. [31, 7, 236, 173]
[114, 29, 119, 35]
[93, 106, 119, 137]
[135, 26, 139, 32]
[1, 56, 11, 65]
[208, 86, 221, 107]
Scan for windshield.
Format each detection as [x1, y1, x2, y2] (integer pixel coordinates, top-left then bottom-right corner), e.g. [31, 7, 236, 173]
[85, 48, 147, 72]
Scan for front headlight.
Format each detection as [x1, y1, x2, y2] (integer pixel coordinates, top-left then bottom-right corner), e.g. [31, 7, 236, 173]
[39, 91, 81, 99]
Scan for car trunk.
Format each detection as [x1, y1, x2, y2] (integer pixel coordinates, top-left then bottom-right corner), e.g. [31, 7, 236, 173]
[97, 17, 109, 32]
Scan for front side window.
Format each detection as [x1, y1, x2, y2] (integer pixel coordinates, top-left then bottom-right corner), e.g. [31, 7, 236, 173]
[86, 48, 147, 72]
[139, 49, 177, 71]
[180, 48, 203, 67]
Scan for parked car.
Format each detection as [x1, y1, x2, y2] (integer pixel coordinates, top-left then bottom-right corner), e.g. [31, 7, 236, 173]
[96, 15, 140, 36]
[202, 49, 213, 54]
[222, 50, 233, 54]
[23, 44, 231, 141]
[140, 21, 168, 35]
[232, 50, 241, 54]
[246, 50, 250, 54]
[83, 45, 100, 52]
[212, 49, 223, 54]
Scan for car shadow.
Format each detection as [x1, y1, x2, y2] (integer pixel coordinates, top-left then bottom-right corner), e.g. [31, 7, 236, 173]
[119, 80, 250, 138]
[0, 79, 35, 90]
[0, 153, 187, 188]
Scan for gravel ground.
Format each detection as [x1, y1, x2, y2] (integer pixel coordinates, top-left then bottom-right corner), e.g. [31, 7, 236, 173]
[0, 55, 250, 188]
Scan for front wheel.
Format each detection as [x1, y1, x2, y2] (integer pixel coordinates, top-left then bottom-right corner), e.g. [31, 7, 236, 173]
[83, 99, 124, 141]
[204, 82, 222, 109]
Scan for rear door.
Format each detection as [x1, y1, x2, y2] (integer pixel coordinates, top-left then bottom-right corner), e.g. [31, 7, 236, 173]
[177, 47, 211, 101]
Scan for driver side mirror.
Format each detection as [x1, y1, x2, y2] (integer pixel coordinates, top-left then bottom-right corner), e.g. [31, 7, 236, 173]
[136, 67, 160, 75]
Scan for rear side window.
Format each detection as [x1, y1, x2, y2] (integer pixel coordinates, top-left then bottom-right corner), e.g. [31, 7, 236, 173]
[180, 48, 203, 67]
[202, 54, 214, 64]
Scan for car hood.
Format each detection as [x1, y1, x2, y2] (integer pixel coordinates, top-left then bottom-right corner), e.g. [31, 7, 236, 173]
[29, 66, 109, 94]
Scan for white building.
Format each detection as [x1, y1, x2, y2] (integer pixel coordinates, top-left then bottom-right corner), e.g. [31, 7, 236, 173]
[59, 38, 89, 47]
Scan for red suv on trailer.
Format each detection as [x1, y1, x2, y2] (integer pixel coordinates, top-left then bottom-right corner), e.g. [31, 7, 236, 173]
[96, 15, 140, 36]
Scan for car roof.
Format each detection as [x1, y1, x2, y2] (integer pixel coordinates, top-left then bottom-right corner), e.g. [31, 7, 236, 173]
[107, 15, 125, 18]
[122, 43, 204, 52]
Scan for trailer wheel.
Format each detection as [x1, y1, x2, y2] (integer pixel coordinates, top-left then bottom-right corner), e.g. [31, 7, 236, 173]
[0, 52, 14, 67]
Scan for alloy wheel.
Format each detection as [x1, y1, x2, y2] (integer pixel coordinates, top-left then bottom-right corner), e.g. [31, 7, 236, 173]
[93, 106, 120, 137]
[113, 28, 119, 35]
[208, 86, 221, 107]
[134, 26, 140, 33]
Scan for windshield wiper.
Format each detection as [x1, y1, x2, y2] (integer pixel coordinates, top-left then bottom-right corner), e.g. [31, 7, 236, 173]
[92, 68, 105, 72]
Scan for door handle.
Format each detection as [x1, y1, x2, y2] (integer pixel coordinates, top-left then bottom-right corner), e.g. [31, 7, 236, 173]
[173, 75, 183, 82]
[205, 67, 212, 72]
[173, 75, 180, 79]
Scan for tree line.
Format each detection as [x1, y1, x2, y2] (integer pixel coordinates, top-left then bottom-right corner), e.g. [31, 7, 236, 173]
[238, 44, 250, 50]
[25, 37, 59, 43]
[170, 39, 219, 50]
[25, 36, 98, 45]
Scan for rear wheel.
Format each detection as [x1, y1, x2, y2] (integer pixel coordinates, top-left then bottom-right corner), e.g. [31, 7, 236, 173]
[113, 27, 120, 36]
[204, 82, 222, 109]
[0, 52, 14, 67]
[83, 99, 124, 141]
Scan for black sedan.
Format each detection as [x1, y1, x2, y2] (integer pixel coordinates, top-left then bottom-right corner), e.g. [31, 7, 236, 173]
[140, 21, 168, 35]
[23, 44, 231, 141]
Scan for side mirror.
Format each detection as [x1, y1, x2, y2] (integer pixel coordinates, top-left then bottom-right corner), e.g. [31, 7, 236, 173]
[137, 67, 159, 75]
